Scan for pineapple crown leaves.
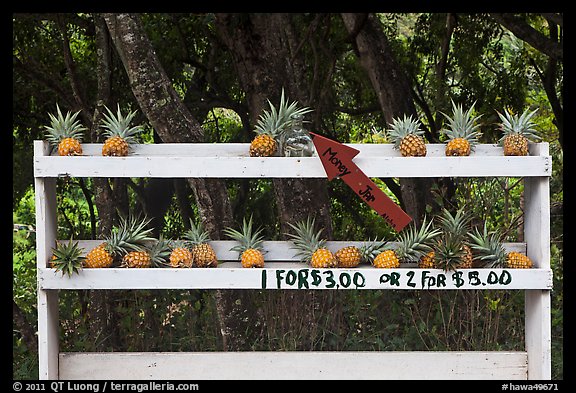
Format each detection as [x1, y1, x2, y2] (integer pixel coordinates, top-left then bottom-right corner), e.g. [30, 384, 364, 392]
[254, 88, 313, 138]
[223, 215, 266, 256]
[183, 218, 211, 246]
[496, 107, 541, 142]
[393, 216, 441, 263]
[101, 104, 143, 141]
[285, 216, 328, 263]
[145, 235, 172, 267]
[467, 223, 507, 268]
[51, 239, 86, 277]
[440, 100, 483, 144]
[436, 207, 472, 240]
[385, 114, 425, 149]
[104, 213, 155, 257]
[433, 233, 468, 272]
[359, 237, 389, 263]
[44, 104, 87, 146]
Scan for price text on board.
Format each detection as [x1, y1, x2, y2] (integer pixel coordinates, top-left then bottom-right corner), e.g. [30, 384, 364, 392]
[262, 269, 513, 290]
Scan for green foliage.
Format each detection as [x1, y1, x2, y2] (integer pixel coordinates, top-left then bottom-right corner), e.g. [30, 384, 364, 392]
[13, 13, 562, 379]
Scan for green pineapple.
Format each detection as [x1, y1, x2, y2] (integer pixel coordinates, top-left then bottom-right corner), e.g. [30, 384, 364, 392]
[431, 207, 474, 271]
[440, 101, 482, 156]
[249, 88, 312, 157]
[50, 239, 85, 277]
[101, 104, 143, 156]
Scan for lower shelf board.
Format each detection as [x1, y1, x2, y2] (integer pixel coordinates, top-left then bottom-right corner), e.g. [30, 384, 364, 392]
[58, 351, 528, 380]
[38, 266, 552, 290]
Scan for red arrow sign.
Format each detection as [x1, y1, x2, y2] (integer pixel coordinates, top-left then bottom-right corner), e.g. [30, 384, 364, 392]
[310, 132, 412, 232]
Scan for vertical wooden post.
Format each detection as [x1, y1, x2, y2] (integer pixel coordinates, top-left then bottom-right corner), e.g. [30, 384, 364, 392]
[523, 142, 552, 380]
[34, 141, 60, 380]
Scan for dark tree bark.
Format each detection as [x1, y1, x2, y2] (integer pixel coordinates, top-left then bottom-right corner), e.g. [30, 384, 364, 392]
[102, 13, 237, 351]
[341, 13, 434, 225]
[101, 13, 233, 237]
[214, 13, 336, 351]
[214, 13, 333, 237]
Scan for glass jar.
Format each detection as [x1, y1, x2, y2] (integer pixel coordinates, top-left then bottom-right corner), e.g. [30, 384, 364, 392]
[282, 114, 315, 157]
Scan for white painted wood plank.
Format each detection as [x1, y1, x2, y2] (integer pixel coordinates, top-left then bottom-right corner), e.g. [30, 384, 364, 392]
[59, 351, 528, 380]
[34, 155, 551, 178]
[50, 142, 537, 157]
[523, 143, 552, 380]
[38, 266, 552, 290]
[34, 141, 60, 380]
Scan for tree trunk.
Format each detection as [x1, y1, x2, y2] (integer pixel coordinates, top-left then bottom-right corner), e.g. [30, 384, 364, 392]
[341, 13, 434, 225]
[214, 13, 333, 235]
[214, 13, 335, 350]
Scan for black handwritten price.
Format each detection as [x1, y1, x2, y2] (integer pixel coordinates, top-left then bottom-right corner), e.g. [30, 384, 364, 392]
[263, 269, 513, 290]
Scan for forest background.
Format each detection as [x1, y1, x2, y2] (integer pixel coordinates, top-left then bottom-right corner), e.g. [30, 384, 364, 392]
[12, 13, 563, 379]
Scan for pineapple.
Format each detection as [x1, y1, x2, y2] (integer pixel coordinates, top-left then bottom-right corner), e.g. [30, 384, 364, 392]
[50, 239, 85, 277]
[359, 238, 389, 266]
[44, 104, 87, 156]
[431, 207, 474, 271]
[223, 216, 266, 268]
[168, 240, 194, 268]
[334, 245, 362, 268]
[122, 236, 171, 268]
[84, 214, 155, 268]
[286, 216, 337, 268]
[386, 114, 427, 157]
[497, 107, 540, 156]
[183, 219, 218, 268]
[468, 224, 533, 269]
[374, 217, 440, 268]
[418, 251, 436, 269]
[249, 88, 312, 157]
[100, 104, 143, 156]
[440, 101, 482, 156]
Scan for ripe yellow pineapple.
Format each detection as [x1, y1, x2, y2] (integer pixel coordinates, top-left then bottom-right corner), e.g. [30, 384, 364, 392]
[335, 245, 362, 268]
[250, 88, 312, 157]
[184, 219, 218, 268]
[168, 240, 194, 268]
[286, 216, 337, 268]
[497, 107, 540, 156]
[468, 224, 533, 269]
[122, 236, 171, 268]
[223, 215, 266, 268]
[440, 100, 482, 156]
[84, 214, 154, 268]
[370, 217, 440, 269]
[418, 251, 436, 269]
[386, 114, 427, 157]
[44, 104, 87, 156]
[100, 104, 143, 156]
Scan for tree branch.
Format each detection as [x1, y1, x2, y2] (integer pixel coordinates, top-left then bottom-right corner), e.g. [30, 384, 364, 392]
[489, 13, 563, 60]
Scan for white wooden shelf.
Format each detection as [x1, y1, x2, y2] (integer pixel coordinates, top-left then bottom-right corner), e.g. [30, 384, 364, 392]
[33, 140, 553, 380]
[41, 240, 551, 290]
[34, 142, 551, 178]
